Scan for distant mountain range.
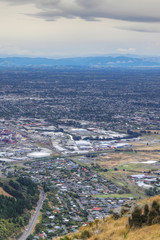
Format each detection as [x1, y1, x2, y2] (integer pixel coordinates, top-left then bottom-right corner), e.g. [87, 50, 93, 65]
[0, 56, 160, 67]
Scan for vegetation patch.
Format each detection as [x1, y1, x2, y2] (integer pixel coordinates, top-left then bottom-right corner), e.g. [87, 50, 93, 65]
[0, 177, 39, 239]
[93, 194, 137, 199]
[129, 200, 160, 228]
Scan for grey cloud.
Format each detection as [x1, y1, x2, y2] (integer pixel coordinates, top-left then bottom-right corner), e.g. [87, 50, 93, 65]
[2, 0, 160, 22]
[3, 0, 33, 5]
[118, 25, 160, 33]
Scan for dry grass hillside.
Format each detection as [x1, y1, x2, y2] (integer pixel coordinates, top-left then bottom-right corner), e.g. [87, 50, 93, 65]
[55, 195, 160, 240]
[0, 186, 13, 198]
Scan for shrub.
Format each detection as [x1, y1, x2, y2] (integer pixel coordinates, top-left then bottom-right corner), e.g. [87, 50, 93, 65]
[81, 230, 91, 239]
[147, 208, 158, 225]
[60, 236, 71, 240]
[144, 204, 149, 217]
[128, 217, 132, 228]
[131, 206, 143, 228]
[152, 200, 159, 213]
[152, 216, 160, 224]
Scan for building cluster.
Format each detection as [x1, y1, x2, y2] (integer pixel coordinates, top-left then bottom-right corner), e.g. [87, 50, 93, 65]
[0, 68, 160, 131]
[130, 174, 160, 189]
[16, 157, 135, 238]
[0, 118, 133, 163]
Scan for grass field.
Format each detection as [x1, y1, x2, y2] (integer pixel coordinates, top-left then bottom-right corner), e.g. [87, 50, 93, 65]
[101, 171, 146, 199]
[93, 194, 137, 199]
[118, 163, 156, 171]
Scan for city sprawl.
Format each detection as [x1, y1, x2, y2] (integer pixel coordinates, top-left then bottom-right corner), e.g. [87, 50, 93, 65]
[0, 68, 160, 239]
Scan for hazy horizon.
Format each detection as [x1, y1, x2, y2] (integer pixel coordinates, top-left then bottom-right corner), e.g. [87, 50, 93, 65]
[0, 53, 160, 59]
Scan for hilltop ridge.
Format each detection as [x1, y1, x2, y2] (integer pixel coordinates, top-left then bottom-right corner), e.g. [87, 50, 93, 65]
[0, 56, 160, 67]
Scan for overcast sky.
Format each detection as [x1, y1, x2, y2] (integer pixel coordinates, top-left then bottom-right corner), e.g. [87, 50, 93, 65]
[1, 0, 160, 58]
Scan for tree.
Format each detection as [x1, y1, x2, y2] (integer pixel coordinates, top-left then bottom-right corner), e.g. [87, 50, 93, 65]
[27, 234, 34, 240]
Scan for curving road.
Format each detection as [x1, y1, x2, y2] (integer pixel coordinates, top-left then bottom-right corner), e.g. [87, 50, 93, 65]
[18, 190, 45, 240]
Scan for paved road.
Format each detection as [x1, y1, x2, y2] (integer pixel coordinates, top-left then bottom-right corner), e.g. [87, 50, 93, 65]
[75, 198, 85, 210]
[18, 190, 45, 240]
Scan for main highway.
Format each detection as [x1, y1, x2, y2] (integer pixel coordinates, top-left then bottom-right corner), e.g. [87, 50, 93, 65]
[18, 190, 45, 240]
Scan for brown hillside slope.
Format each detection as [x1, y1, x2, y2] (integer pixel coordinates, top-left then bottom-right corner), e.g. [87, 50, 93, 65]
[0, 186, 13, 198]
